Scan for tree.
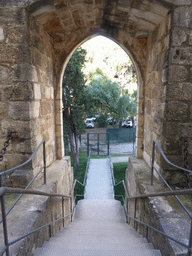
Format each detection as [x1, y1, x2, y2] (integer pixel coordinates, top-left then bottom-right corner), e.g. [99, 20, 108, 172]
[85, 76, 136, 126]
[62, 47, 87, 169]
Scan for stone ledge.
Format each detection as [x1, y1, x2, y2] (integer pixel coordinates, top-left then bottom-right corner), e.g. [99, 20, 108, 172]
[126, 157, 190, 256]
[0, 157, 73, 256]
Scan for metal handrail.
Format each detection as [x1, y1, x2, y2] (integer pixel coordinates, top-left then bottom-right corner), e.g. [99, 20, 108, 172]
[0, 140, 46, 177]
[0, 187, 72, 256]
[108, 149, 192, 256]
[0, 142, 90, 256]
[109, 151, 129, 199]
[0, 141, 46, 223]
[71, 153, 90, 216]
[151, 140, 192, 219]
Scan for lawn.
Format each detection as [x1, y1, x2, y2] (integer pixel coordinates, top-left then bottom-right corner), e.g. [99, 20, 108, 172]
[66, 150, 128, 203]
[66, 150, 88, 200]
[113, 162, 128, 203]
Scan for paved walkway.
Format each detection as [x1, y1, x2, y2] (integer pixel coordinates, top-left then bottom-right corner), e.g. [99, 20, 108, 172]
[84, 159, 114, 199]
[34, 158, 161, 256]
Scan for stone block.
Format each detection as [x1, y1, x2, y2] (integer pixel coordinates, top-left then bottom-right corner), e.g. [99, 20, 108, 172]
[165, 138, 182, 155]
[0, 7, 28, 23]
[0, 26, 4, 41]
[0, 102, 7, 114]
[6, 153, 32, 169]
[40, 101, 54, 116]
[10, 169, 33, 188]
[0, 65, 10, 83]
[146, 71, 159, 86]
[11, 63, 38, 82]
[171, 27, 187, 47]
[163, 34, 170, 51]
[34, 83, 41, 100]
[167, 101, 188, 122]
[190, 105, 192, 120]
[157, 18, 166, 41]
[0, 43, 30, 63]
[171, 47, 192, 65]
[55, 111, 62, 125]
[168, 82, 192, 101]
[6, 25, 30, 44]
[32, 35, 45, 54]
[16, 139, 32, 154]
[173, 6, 192, 27]
[30, 101, 40, 119]
[4, 82, 33, 101]
[0, 119, 31, 139]
[9, 102, 30, 120]
[161, 67, 168, 83]
[169, 65, 189, 83]
[167, 0, 191, 5]
[16, 121, 31, 139]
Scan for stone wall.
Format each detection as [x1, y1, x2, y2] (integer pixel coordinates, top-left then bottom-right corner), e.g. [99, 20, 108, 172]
[126, 157, 190, 256]
[0, 6, 57, 180]
[28, 13, 57, 168]
[143, 12, 171, 169]
[0, 7, 32, 173]
[0, 157, 73, 255]
[1, 0, 192, 184]
[164, 3, 192, 170]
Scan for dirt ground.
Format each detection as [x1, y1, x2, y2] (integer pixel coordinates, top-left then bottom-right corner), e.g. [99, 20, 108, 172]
[80, 125, 135, 156]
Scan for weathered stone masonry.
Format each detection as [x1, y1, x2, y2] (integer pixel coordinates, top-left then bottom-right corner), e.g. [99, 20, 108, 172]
[0, 0, 192, 183]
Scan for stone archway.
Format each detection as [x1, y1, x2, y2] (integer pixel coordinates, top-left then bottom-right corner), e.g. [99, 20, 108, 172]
[57, 33, 145, 160]
[1, 0, 191, 181]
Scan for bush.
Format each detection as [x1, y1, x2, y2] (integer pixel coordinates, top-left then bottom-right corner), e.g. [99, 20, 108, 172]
[97, 114, 108, 127]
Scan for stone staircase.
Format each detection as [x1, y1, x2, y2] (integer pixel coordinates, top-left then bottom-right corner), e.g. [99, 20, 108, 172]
[34, 199, 162, 256]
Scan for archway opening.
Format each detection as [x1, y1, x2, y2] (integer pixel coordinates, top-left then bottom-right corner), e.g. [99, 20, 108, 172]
[61, 35, 141, 169]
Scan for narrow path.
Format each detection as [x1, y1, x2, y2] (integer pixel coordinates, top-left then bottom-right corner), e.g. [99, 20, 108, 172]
[34, 158, 161, 256]
[84, 158, 114, 199]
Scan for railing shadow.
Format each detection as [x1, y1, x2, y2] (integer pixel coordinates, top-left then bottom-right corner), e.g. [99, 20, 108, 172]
[109, 142, 192, 256]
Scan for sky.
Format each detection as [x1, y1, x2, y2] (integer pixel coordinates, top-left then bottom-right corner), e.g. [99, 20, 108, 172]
[81, 35, 137, 94]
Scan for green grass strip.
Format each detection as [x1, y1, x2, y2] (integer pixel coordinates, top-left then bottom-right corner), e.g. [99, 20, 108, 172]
[113, 162, 128, 203]
[66, 150, 88, 199]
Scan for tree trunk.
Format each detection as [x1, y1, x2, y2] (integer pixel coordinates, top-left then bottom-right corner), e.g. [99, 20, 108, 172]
[69, 126, 79, 169]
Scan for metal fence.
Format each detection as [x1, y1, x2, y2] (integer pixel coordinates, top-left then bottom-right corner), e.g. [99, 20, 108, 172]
[86, 128, 136, 156]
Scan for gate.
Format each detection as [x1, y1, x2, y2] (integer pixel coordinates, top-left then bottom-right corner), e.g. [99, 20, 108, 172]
[86, 128, 136, 156]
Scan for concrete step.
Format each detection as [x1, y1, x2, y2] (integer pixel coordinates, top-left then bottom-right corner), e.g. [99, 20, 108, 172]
[34, 199, 162, 255]
[42, 237, 154, 250]
[34, 247, 162, 256]
[54, 228, 143, 239]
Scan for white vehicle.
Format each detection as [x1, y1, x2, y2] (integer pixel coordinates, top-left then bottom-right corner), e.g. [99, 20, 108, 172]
[85, 118, 95, 128]
[122, 120, 133, 128]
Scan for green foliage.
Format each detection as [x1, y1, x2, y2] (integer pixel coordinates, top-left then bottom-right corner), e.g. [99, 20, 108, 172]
[113, 162, 128, 203]
[97, 113, 108, 127]
[63, 47, 88, 168]
[85, 76, 137, 122]
[63, 47, 87, 136]
[66, 150, 88, 200]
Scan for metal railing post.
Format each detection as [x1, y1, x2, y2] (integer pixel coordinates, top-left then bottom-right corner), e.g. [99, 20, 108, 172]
[1, 194, 9, 256]
[87, 133, 89, 156]
[151, 141, 155, 185]
[70, 197, 73, 222]
[49, 224, 52, 238]
[43, 141, 46, 185]
[134, 198, 137, 229]
[62, 197, 65, 228]
[126, 198, 129, 223]
[146, 226, 149, 240]
[0, 175, 2, 187]
[107, 138, 110, 156]
[187, 220, 192, 256]
[97, 133, 99, 156]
